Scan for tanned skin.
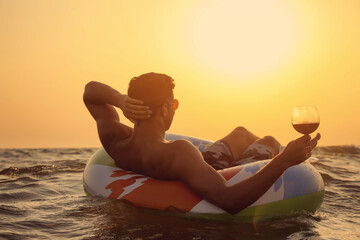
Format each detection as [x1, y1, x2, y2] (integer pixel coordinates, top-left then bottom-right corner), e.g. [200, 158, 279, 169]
[84, 81, 321, 214]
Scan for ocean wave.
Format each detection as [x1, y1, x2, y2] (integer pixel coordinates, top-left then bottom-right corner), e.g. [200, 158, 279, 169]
[316, 145, 360, 154]
[0, 147, 359, 239]
[319, 172, 336, 183]
[0, 162, 86, 177]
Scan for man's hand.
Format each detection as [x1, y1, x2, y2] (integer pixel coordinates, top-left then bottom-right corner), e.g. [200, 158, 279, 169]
[116, 94, 152, 123]
[280, 133, 321, 168]
[84, 81, 154, 148]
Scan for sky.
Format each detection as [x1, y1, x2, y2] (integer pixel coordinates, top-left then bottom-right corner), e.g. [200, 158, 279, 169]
[0, 0, 359, 148]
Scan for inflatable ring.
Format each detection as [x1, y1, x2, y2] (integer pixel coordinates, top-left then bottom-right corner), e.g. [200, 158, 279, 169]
[83, 134, 324, 222]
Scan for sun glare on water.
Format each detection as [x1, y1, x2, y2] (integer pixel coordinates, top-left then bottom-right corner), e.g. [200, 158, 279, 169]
[188, 1, 300, 80]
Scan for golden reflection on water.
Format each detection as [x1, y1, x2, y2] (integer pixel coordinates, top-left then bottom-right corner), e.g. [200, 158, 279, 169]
[86, 200, 321, 239]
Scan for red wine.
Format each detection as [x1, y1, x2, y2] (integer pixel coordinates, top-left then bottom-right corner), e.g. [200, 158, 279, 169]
[292, 123, 319, 134]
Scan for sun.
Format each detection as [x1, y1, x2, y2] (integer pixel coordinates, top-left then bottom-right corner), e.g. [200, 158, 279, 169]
[188, 1, 300, 78]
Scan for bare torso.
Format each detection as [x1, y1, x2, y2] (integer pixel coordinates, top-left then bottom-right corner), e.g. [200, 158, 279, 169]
[106, 134, 185, 180]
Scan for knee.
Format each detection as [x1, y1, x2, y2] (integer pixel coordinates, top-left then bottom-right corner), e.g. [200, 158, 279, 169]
[263, 135, 277, 142]
[232, 126, 257, 141]
[262, 136, 281, 148]
[233, 126, 248, 135]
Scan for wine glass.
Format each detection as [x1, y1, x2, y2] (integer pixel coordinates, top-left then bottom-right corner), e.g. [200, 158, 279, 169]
[292, 106, 320, 134]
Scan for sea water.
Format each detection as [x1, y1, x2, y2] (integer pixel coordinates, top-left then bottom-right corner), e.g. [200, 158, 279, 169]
[0, 146, 359, 240]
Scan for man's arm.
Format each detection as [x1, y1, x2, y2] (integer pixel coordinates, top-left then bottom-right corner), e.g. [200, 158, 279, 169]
[172, 134, 321, 214]
[83, 81, 151, 149]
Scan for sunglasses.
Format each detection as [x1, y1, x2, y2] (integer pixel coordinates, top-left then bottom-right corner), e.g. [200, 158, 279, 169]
[145, 96, 179, 110]
[167, 99, 179, 111]
[172, 99, 179, 111]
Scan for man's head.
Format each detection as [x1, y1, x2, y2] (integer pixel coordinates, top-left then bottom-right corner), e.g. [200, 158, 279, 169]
[128, 72, 177, 129]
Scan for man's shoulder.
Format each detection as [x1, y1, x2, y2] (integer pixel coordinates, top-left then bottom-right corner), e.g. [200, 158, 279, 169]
[167, 139, 204, 163]
[168, 139, 197, 152]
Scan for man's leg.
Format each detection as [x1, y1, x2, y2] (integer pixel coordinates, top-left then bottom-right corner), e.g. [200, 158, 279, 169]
[220, 127, 260, 161]
[202, 127, 281, 169]
[233, 135, 281, 166]
[254, 136, 281, 156]
[202, 127, 259, 170]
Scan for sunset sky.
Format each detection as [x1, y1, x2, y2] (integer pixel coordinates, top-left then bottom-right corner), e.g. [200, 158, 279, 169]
[1, 0, 359, 148]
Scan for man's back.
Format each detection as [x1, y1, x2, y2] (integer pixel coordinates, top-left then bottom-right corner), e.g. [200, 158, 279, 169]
[108, 136, 198, 181]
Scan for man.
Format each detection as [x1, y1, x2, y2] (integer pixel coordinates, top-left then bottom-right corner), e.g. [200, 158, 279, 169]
[83, 72, 320, 214]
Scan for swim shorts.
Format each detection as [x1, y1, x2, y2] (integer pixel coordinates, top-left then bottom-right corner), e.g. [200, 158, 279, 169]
[232, 143, 274, 166]
[202, 140, 234, 170]
[202, 141, 275, 170]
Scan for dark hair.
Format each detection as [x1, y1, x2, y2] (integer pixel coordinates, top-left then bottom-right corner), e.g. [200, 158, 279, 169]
[128, 72, 175, 110]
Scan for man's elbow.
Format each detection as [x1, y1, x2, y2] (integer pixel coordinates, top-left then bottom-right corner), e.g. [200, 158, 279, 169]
[84, 81, 98, 94]
[218, 201, 244, 215]
[83, 81, 98, 102]
[207, 190, 246, 215]
[225, 205, 243, 215]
